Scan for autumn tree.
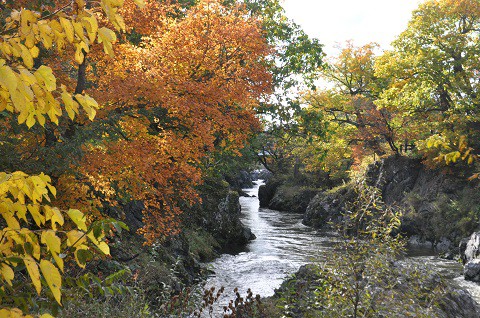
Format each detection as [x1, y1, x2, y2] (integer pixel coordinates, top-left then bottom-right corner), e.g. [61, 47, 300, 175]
[39, 0, 272, 244]
[376, 0, 480, 166]
[229, 0, 326, 174]
[296, 42, 400, 178]
[0, 0, 143, 316]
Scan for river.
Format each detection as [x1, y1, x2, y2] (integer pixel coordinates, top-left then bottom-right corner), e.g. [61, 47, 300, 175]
[203, 180, 480, 309]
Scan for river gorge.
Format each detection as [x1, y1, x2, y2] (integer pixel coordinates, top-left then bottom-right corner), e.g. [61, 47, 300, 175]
[204, 180, 480, 311]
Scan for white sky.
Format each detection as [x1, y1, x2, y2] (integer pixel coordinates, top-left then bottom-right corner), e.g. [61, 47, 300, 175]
[282, 0, 424, 56]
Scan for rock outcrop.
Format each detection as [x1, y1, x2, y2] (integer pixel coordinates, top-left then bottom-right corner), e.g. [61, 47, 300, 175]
[258, 176, 319, 214]
[225, 170, 254, 190]
[460, 232, 480, 282]
[214, 191, 256, 245]
[304, 155, 480, 248]
[267, 186, 318, 214]
[302, 184, 355, 228]
[365, 156, 479, 244]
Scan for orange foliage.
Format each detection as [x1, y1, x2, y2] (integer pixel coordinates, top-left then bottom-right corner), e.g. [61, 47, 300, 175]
[70, 0, 271, 243]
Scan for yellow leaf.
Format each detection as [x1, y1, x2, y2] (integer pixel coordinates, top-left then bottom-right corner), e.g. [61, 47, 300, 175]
[44, 206, 64, 230]
[40, 314, 55, 318]
[2, 210, 20, 229]
[66, 230, 86, 247]
[13, 202, 27, 222]
[9, 40, 22, 58]
[96, 241, 110, 255]
[1, 263, 14, 286]
[74, 246, 90, 268]
[133, 0, 146, 8]
[21, 228, 41, 260]
[25, 33, 36, 49]
[75, 94, 98, 120]
[0, 308, 33, 318]
[0, 63, 18, 93]
[75, 50, 85, 67]
[82, 15, 98, 43]
[114, 14, 126, 31]
[41, 231, 61, 254]
[59, 17, 74, 43]
[39, 21, 53, 49]
[97, 27, 116, 57]
[24, 256, 41, 295]
[26, 112, 35, 128]
[67, 209, 88, 231]
[61, 90, 79, 120]
[20, 44, 34, 69]
[40, 259, 62, 304]
[1, 42, 12, 57]
[47, 183, 56, 197]
[468, 155, 474, 165]
[72, 20, 85, 41]
[29, 46, 40, 59]
[74, 43, 87, 64]
[27, 204, 45, 226]
[36, 112, 46, 126]
[18, 67, 37, 85]
[34, 66, 56, 92]
[20, 10, 36, 36]
[87, 229, 110, 255]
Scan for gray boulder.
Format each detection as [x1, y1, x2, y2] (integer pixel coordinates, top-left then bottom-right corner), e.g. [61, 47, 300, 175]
[214, 191, 255, 246]
[268, 186, 318, 214]
[464, 259, 480, 282]
[303, 184, 355, 228]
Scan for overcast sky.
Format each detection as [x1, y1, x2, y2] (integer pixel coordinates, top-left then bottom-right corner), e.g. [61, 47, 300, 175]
[281, 0, 424, 56]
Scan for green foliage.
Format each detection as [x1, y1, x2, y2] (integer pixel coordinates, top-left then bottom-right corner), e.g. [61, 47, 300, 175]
[375, 0, 480, 166]
[405, 186, 480, 244]
[274, 178, 448, 317]
[186, 229, 219, 262]
[59, 270, 151, 318]
[241, 0, 324, 90]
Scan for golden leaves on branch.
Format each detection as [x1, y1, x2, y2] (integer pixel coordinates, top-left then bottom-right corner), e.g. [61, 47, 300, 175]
[0, 172, 114, 308]
[0, 0, 146, 128]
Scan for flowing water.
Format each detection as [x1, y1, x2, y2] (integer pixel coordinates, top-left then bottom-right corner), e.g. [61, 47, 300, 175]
[204, 180, 480, 307]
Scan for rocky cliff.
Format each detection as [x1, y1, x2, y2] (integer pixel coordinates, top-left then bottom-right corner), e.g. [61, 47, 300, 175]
[303, 155, 480, 249]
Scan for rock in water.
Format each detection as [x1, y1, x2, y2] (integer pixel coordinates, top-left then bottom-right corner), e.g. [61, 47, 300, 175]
[464, 259, 480, 282]
[463, 232, 480, 263]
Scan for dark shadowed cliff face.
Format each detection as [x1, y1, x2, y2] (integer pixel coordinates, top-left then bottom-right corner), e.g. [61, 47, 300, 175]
[366, 156, 480, 245]
[303, 155, 480, 246]
[258, 177, 284, 208]
[258, 175, 321, 214]
[303, 184, 356, 228]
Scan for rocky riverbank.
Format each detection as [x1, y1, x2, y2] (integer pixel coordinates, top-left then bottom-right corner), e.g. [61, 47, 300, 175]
[59, 174, 256, 317]
[264, 263, 480, 318]
[258, 155, 480, 282]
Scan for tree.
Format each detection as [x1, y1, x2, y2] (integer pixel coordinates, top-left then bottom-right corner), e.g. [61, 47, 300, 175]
[297, 43, 401, 178]
[0, 0, 142, 315]
[50, 0, 272, 244]
[237, 0, 325, 175]
[375, 0, 480, 166]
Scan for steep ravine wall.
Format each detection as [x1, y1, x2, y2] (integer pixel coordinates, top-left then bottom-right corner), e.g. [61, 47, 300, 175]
[259, 155, 480, 282]
[303, 156, 480, 248]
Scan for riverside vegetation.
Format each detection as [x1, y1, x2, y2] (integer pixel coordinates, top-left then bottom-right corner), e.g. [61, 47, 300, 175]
[1, 0, 480, 317]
